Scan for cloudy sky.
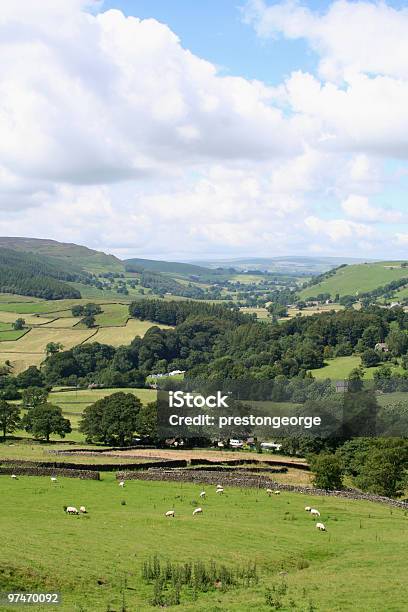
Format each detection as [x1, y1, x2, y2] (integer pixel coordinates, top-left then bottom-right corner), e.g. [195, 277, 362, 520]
[0, 0, 407, 260]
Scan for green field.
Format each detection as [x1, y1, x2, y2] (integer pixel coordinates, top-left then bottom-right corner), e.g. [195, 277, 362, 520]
[310, 356, 405, 380]
[0, 298, 172, 372]
[0, 328, 28, 341]
[300, 262, 408, 299]
[1, 475, 407, 611]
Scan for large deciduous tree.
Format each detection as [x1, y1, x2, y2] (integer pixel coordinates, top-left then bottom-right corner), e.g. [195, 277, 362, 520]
[79, 392, 142, 446]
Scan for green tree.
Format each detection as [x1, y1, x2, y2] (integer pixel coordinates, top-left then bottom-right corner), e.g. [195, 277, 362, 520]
[0, 400, 20, 439]
[13, 318, 25, 330]
[309, 453, 344, 490]
[22, 403, 71, 442]
[45, 342, 64, 357]
[21, 386, 49, 408]
[355, 445, 408, 498]
[79, 392, 142, 446]
[361, 348, 381, 368]
[81, 314, 96, 328]
[136, 401, 158, 443]
[386, 329, 408, 357]
[16, 366, 45, 388]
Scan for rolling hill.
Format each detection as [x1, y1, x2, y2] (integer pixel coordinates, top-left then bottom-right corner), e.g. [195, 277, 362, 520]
[299, 262, 408, 299]
[191, 255, 368, 276]
[0, 247, 82, 300]
[0, 237, 123, 273]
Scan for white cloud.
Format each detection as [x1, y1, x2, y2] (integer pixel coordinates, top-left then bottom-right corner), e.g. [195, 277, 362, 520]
[0, 1, 299, 191]
[0, 0, 406, 258]
[244, 0, 408, 81]
[341, 195, 402, 224]
[305, 215, 374, 242]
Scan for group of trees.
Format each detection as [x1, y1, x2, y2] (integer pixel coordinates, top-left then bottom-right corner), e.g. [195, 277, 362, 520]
[71, 303, 102, 328]
[0, 383, 71, 442]
[0, 247, 82, 299]
[310, 438, 408, 498]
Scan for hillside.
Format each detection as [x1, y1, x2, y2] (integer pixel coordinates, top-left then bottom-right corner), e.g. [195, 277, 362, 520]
[0, 237, 123, 273]
[299, 262, 408, 299]
[192, 255, 368, 275]
[0, 247, 82, 300]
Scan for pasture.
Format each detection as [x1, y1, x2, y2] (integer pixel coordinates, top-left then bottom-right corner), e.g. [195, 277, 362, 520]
[310, 356, 405, 380]
[0, 299, 171, 372]
[300, 262, 408, 299]
[1, 475, 407, 611]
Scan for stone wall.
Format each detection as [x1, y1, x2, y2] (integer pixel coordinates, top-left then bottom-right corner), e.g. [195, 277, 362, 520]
[0, 466, 100, 480]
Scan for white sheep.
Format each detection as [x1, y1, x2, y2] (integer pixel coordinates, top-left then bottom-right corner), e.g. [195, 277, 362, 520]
[193, 507, 203, 516]
[11, 474, 18, 479]
[266, 488, 273, 496]
[311, 508, 321, 517]
[165, 510, 175, 517]
[305, 506, 311, 512]
[274, 490, 280, 495]
[119, 480, 125, 488]
[65, 506, 79, 515]
[79, 506, 87, 514]
[50, 477, 57, 483]
[316, 522, 326, 531]
[216, 488, 224, 494]
[199, 491, 206, 498]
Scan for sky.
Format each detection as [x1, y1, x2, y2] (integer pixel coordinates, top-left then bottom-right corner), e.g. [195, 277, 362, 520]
[0, 0, 407, 260]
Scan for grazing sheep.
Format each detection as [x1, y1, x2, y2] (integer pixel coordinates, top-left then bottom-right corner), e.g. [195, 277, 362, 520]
[316, 522, 326, 531]
[165, 510, 175, 517]
[199, 491, 206, 499]
[274, 490, 280, 495]
[305, 506, 311, 512]
[79, 506, 87, 514]
[311, 508, 321, 517]
[65, 506, 79, 515]
[50, 477, 57, 483]
[266, 488, 273, 496]
[216, 488, 224, 494]
[193, 507, 203, 516]
[11, 474, 18, 479]
[119, 480, 125, 488]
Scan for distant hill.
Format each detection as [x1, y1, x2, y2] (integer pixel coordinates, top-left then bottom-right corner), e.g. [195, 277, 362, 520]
[299, 262, 408, 299]
[190, 256, 368, 276]
[0, 247, 82, 300]
[0, 237, 123, 273]
[124, 257, 223, 280]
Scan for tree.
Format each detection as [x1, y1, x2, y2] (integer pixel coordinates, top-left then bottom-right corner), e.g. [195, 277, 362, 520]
[0, 400, 20, 439]
[16, 366, 45, 388]
[71, 305, 85, 317]
[136, 401, 158, 443]
[45, 342, 64, 357]
[386, 329, 408, 357]
[21, 386, 49, 409]
[13, 318, 25, 330]
[355, 445, 408, 498]
[309, 453, 344, 490]
[22, 403, 71, 442]
[79, 392, 142, 446]
[361, 348, 381, 368]
[81, 314, 96, 328]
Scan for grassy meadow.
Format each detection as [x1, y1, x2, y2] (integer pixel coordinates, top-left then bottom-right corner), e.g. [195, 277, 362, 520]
[310, 356, 405, 380]
[300, 262, 408, 299]
[1, 475, 407, 611]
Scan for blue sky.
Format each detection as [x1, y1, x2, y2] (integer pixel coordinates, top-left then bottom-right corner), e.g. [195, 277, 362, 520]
[103, 0, 316, 84]
[0, 0, 407, 259]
